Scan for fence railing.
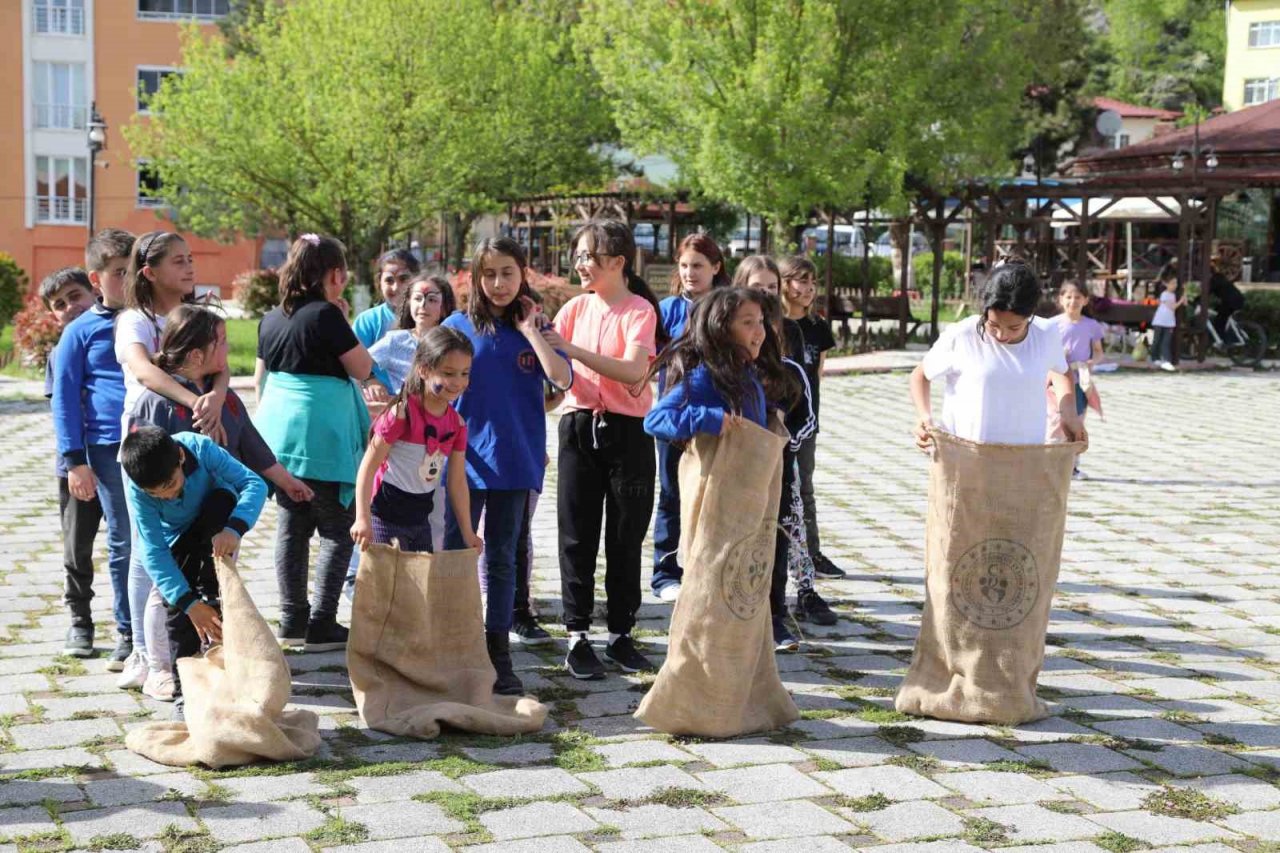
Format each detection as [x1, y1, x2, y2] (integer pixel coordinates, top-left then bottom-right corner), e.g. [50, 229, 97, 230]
[34, 103, 88, 130]
[34, 5, 85, 35]
[36, 195, 87, 224]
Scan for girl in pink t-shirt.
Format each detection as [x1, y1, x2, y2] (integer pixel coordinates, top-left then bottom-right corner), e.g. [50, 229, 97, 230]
[540, 218, 665, 681]
[350, 327, 482, 554]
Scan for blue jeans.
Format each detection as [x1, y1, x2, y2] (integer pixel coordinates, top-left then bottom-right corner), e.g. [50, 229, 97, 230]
[446, 488, 525, 633]
[86, 443, 132, 637]
[650, 439, 683, 593]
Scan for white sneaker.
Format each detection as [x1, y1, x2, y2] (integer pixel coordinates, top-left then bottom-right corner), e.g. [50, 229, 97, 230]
[1160, 361, 1177, 372]
[142, 669, 176, 702]
[657, 584, 681, 603]
[115, 649, 149, 690]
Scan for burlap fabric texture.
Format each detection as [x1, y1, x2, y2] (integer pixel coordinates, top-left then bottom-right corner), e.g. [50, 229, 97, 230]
[895, 429, 1081, 724]
[636, 417, 799, 737]
[348, 544, 547, 738]
[125, 558, 321, 768]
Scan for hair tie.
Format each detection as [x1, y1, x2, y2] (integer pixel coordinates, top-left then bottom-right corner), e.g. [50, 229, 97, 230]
[300, 233, 321, 247]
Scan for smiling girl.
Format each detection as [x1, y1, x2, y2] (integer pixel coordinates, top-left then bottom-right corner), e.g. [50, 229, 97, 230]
[354, 248, 421, 398]
[368, 274, 457, 396]
[442, 237, 571, 695]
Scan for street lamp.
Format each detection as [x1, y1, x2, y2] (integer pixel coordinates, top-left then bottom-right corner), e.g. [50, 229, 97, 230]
[86, 102, 106, 236]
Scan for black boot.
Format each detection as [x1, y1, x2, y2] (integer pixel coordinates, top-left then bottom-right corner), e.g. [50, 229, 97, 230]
[486, 631, 524, 696]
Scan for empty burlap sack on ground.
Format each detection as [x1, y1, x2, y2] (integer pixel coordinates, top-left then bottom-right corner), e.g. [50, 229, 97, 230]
[895, 429, 1081, 725]
[349, 544, 547, 738]
[636, 417, 799, 737]
[125, 558, 321, 768]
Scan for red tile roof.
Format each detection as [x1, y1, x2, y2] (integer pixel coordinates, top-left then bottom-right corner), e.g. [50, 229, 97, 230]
[1093, 96, 1183, 121]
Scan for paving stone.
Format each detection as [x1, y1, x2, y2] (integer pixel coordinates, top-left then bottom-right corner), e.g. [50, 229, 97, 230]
[83, 772, 206, 806]
[218, 773, 327, 803]
[348, 742, 440, 763]
[1133, 745, 1250, 777]
[7, 717, 120, 749]
[1090, 811, 1239, 845]
[0, 747, 105, 773]
[713, 798, 854, 839]
[584, 803, 728, 839]
[936, 770, 1065, 805]
[1171, 773, 1280, 810]
[0, 804, 58, 839]
[464, 837, 593, 853]
[0, 776, 82, 805]
[478, 801, 597, 840]
[102, 750, 172, 776]
[1004, 717, 1098, 743]
[1047, 772, 1163, 810]
[577, 765, 705, 800]
[222, 840, 313, 853]
[576, 690, 643, 718]
[593, 837, 723, 853]
[330, 840, 450, 853]
[999, 844, 1108, 853]
[1094, 717, 1204, 743]
[196, 801, 327, 843]
[681, 740, 808, 767]
[590, 740, 696, 767]
[460, 743, 554, 766]
[855, 800, 965, 841]
[788, 716, 881, 740]
[37, 693, 141, 720]
[696, 762, 831, 803]
[907, 738, 1022, 767]
[61, 801, 199, 845]
[813, 765, 950, 800]
[861, 843, 985, 853]
[336, 801, 464, 839]
[1015, 742, 1143, 773]
[461, 767, 588, 799]
[348, 770, 463, 803]
[738, 837, 856, 853]
[800, 736, 907, 767]
[966, 804, 1101, 843]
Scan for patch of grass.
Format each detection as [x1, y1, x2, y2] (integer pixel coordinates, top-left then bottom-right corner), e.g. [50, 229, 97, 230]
[640, 787, 729, 809]
[826, 667, 866, 682]
[810, 757, 843, 772]
[765, 727, 809, 746]
[853, 703, 910, 725]
[1094, 831, 1149, 853]
[36, 657, 86, 677]
[414, 791, 527, 835]
[304, 816, 368, 846]
[799, 709, 846, 721]
[1041, 799, 1083, 814]
[962, 816, 1009, 846]
[887, 753, 940, 774]
[1202, 732, 1244, 749]
[1160, 710, 1205, 725]
[1142, 788, 1237, 821]
[878, 725, 926, 746]
[551, 730, 605, 773]
[9, 828, 74, 853]
[983, 759, 1053, 776]
[833, 792, 890, 811]
[156, 826, 218, 853]
[224, 318, 258, 376]
[87, 834, 142, 851]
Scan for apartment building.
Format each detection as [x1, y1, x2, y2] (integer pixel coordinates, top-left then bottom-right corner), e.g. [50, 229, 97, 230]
[0, 0, 263, 298]
[1223, 0, 1280, 111]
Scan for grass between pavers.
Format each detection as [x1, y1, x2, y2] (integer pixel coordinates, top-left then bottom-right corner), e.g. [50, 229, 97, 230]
[303, 816, 368, 846]
[962, 816, 1010, 846]
[887, 753, 940, 773]
[878, 725, 926, 746]
[6, 827, 74, 853]
[413, 790, 590, 836]
[1094, 830, 1150, 853]
[156, 825, 218, 853]
[831, 792, 890, 811]
[1142, 788, 1238, 821]
[86, 833, 142, 851]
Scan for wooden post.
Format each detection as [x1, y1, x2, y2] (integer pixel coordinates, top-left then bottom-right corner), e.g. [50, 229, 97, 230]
[1196, 194, 1219, 362]
[824, 209, 836, 333]
[858, 206, 871, 351]
[1173, 194, 1190, 366]
[760, 218, 770, 255]
[1077, 197, 1091, 288]
[898, 216, 911, 348]
[666, 199, 677, 260]
[931, 200, 945, 344]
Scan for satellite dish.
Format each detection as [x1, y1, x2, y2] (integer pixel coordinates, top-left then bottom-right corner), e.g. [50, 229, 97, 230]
[1095, 109, 1123, 137]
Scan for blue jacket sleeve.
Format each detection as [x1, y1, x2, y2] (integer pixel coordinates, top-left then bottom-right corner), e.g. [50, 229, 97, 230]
[203, 442, 267, 537]
[643, 385, 725, 442]
[52, 326, 88, 466]
[124, 482, 192, 610]
[352, 308, 393, 390]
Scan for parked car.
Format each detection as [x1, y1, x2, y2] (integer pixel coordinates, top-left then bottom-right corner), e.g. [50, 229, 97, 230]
[801, 224, 867, 257]
[873, 230, 931, 259]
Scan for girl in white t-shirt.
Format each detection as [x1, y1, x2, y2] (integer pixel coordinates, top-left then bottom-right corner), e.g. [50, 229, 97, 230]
[114, 231, 230, 702]
[909, 262, 1087, 449]
[1150, 266, 1185, 371]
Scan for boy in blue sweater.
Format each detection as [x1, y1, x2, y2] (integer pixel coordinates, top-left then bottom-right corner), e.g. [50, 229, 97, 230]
[47, 238, 133, 664]
[121, 427, 266, 716]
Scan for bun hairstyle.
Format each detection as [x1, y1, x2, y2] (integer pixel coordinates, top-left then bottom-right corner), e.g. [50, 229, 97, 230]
[975, 260, 1042, 337]
[670, 232, 730, 293]
[277, 233, 347, 316]
[572, 219, 669, 348]
[154, 305, 224, 374]
[397, 273, 456, 331]
[125, 230, 188, 318]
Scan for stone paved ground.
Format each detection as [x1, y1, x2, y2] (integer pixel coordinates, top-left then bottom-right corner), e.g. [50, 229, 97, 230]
[1, 370, 1279, 852]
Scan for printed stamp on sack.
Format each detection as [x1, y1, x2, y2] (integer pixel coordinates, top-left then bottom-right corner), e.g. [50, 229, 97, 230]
[949, 538, 1040, 630]
[722, 522, 774, 620]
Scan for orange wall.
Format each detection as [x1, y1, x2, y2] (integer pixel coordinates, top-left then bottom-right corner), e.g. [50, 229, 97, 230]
[0, 0, 259, 296]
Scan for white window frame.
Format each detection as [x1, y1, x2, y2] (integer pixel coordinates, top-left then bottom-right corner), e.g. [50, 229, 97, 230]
[136, 0, 230, 22]
[136, 160, 168, 209]
[1243, 77, 1280, 106]
[136, 66, 183, 114]
[34, 155, 88, 225]
[1248, 21, 1280, 48]
[34, 0, 85, 35]
[33, 61, 87, 130]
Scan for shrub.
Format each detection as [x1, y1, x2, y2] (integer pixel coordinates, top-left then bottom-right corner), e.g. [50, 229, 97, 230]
[0, 252, 29, 330]
[1242, 289, 1280, 354]
[232, 268, 280, 319]
[12, 295, 62, 369]
[912, 251, 967, 299]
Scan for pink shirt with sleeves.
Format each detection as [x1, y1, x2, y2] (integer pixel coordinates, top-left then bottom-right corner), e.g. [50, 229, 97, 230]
[371, 396, 467, 496]
[554, 291, 657, 417]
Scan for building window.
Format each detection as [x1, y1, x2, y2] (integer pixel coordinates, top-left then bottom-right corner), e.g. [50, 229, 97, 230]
[137, 67, 183, 113]
[34, 0, 85, 35]
[1243, 78, 1280, 106]
[35, 155, 88, 224]
[137, 162, 168, 209]
[1248, 21, 1280, 48]
[33, 61, 87, 130]
[137, 0, 230, 21]
[1105, 132, 1132, 149]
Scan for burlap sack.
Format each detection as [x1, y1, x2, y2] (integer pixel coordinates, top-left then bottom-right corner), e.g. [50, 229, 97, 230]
[125, 558, 321, 768]
[895, 429, 1082, 725]
[635, 417, 799, 737]
[348, 544, 547, 738]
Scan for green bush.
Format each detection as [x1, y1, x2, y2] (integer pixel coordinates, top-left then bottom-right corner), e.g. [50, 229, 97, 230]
[725, 253, 895, 294]
[912, 251, 966, 299]
[1242, 289, 1280, 353]
[232, 268, 280, 319]
[0, 252, 29, 330]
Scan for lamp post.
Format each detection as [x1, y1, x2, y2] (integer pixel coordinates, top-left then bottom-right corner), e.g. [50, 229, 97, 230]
[86, 102, 107, 236]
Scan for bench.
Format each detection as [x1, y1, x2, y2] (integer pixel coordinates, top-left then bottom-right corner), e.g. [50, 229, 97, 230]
[819, 291, 922, 347]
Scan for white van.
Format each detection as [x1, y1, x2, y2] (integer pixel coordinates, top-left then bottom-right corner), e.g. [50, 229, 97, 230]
[801, 224, 867, 257]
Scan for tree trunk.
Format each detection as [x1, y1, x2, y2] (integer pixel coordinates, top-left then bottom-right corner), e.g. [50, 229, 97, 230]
[447, 211, 480, 270]
[889, 221, 911, 292]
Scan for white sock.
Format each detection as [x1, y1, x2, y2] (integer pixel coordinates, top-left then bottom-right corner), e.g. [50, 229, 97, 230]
[608, 633, 624, 646]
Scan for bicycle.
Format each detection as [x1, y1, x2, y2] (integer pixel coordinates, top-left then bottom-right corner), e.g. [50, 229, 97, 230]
[1195, 306, 1268, 367]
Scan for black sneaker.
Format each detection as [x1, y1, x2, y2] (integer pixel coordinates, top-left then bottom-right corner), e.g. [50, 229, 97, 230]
[812, 553, 847, 579]
[304, 618, 348, 652]
[106, 635, 133, 672]
[603, 635, 655, 673]
[793, 588, 839, 626]
[510, 614, 553, 646]
[565, 635, 605, 680]
[63, 625, 94, 658]
[277, 611, 307, 649]
[773, 617, 799, 653]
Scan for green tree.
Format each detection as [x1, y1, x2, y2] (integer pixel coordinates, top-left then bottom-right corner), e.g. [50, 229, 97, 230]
[580, 0, 1050, 241]
[128, 0, 614, 285]
[1090, 0, 1225, 110]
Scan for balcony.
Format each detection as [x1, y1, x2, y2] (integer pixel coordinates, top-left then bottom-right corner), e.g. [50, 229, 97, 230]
[34, 103, 88, 131]
[36, 195, 88, 224]
[137, 0, 229, 22]
[34, 4, 85, 36]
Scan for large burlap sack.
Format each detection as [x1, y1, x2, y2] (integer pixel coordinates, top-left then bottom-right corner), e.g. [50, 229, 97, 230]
[636, 417, 799, 737]
[895, 429, 1081, 725]
[125, 558, 321, 768]
[348, 544, 547, 738]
